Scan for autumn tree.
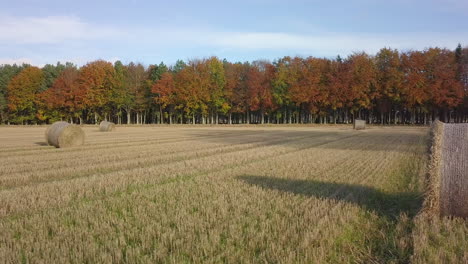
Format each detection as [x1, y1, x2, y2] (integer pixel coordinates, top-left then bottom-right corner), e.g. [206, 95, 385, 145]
[328, 58, 352, 123]
[152, 72, 175, 124]
[1, 46, 467, 125]
[401, 51, 431, 124]
[224, 61, 249, 123]
[0, 64, 28, 123]
[38, 66, 81, 123]
[246, 61, 275, 124]
[287, 57, 330, 123]
[424, 48, 464, 122]
[455, 45, 468, 122]
[346, 53, 377, 120]
[77, 60, 116, 123]
[174, 60, 211, 124]
[375, 48, 403, 124]
[7, 67, 44, 124]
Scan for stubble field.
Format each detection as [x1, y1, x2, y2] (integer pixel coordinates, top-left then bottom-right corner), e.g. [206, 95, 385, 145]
[0, 125, 466, 263]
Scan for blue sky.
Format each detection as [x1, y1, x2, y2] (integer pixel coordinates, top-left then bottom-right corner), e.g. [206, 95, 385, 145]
[0, 0, 467, 66]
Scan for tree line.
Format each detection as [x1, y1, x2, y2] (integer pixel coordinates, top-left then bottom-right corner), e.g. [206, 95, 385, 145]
[1, 46, 467, 125]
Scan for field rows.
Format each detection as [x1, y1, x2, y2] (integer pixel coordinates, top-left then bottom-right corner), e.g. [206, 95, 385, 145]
[0, 125, 466, 263]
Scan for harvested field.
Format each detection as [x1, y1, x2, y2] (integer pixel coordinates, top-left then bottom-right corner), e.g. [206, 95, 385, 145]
[0, 125, 466, 263]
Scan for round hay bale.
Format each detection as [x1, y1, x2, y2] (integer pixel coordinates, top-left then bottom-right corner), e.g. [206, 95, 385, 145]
[353, 119, 366, 130]
[99, 121, 116, 132]
[423, 120, 444, 215]
[45, 121, 85, 148]
[439, 123, 468, 218]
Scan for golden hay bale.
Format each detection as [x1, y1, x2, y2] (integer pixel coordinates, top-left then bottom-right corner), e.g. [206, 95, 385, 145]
[99, 121, 116, 132]
[353, 119, 366, 130]
[439, 123, 468, 218]
[45, 121, 85, 148]
[423, 120, 444, 215]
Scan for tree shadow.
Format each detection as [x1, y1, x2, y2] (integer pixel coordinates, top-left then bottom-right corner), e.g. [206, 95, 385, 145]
[34, 142, 48, 146]
[237, 175, 423, 220]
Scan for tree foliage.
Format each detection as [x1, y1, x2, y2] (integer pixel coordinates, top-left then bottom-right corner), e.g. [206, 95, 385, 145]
[1, 46, 468, 124]
[7, 67, 45, 123]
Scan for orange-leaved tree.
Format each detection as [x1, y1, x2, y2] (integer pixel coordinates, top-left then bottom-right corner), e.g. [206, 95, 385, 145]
[77, 60, 116, 123]
[152, 72, 175, 124]
[7, 67, 44, 124]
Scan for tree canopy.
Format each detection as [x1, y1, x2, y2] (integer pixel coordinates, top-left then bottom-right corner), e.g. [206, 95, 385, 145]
[0, 46, 467, 125]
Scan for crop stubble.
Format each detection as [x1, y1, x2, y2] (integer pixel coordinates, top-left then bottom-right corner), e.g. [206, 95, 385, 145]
[0, 125, 466, 263]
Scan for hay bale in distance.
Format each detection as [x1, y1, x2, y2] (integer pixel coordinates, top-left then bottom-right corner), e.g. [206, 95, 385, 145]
[45, 121, 85, 148]
[353, 119, 366, 130]
[439, 123, 468, 218]
[99, 121, 116, 132]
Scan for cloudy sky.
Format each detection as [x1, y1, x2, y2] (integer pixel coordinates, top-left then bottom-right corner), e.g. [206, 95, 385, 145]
[0, 0, 467, 66]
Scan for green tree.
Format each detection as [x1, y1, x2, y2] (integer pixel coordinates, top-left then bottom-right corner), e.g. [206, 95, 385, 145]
[148, 62, 168, 83]
[206, 57, 227, 123]
[126, 62, 149, 124]
[272, 57, 293, 123]
[172, 60, 186, 73]
[111, 61, 134, 124]
[41, 62, 68, 92]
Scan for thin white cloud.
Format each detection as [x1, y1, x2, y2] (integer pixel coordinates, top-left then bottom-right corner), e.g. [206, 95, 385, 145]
[136, 29, 467, 56]
[0, 57, 34, 66]
[205, 31, 467, 55]
[0, 14, 467, 65]
[0, 15, 123, 44]
[0, 56, 121, 67]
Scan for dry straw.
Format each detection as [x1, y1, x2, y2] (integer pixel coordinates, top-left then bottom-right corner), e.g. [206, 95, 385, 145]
[45, 121, 85, 148]
[423, 120, 444, 215]
[353, 119, 366, 130]
[425, 121, 468, 218]
[99, 121, 116, 132]
[439, 123, 468, 218]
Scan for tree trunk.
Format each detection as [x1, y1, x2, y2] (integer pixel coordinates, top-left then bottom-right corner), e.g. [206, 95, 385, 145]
[127, 109, 131, 125]
[261, 109, 265, 124]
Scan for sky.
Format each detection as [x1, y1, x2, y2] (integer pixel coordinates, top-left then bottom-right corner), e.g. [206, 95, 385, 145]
[0, 0, 467, 67]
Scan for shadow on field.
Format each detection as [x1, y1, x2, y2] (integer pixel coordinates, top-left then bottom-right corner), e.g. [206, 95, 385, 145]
[34, 142, 48, 146]
[238, 175, 423, 220]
